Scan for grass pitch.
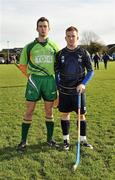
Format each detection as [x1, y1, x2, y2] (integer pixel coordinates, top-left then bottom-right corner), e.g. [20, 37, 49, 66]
[0, 62, 115, 180]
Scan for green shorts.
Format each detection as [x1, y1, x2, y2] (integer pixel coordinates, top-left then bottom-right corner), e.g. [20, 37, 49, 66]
[25, 74, 57, 101]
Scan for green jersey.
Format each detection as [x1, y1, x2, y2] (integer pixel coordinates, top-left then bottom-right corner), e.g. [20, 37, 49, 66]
[20, 38, 59, 76]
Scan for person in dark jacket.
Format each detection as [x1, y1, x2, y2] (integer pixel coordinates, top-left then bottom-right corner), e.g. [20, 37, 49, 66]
[93, 53, 100, 70]
[102, 53, 110, 69]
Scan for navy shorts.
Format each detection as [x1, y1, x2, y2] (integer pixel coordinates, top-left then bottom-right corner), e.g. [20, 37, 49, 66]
[58, 92, 86, 114]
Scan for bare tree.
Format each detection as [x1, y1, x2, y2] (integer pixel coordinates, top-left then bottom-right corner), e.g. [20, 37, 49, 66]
[80, 31, 108, 55]
[80, 31, 100, 45]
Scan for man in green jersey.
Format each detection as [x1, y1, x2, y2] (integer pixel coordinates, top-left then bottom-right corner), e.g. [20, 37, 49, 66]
[17, 17, 59, 152]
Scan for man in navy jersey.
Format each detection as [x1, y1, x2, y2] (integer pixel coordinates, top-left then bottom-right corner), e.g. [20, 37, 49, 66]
[55, 26, 94, 150]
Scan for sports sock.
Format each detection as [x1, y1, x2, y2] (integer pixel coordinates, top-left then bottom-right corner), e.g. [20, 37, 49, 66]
[45, 120, 54, 142]
[61, 120, 70, 142]
[80, 120, 87, 142]
[80, 120, 86, 136]
[21, 120, 31, 143]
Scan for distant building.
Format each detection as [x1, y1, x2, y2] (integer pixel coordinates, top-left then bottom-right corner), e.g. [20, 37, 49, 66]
[0, 47, 23, 63]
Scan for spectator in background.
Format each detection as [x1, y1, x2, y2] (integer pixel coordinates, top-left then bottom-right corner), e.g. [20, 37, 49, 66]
[93, 52, 100, 70]
[102, 53, 110, 69]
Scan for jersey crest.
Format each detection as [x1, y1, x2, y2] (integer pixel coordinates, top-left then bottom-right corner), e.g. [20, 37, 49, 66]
[78, 55, 82, 62]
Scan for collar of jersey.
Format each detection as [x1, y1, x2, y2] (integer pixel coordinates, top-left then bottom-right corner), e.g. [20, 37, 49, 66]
[34, 38, 49, 46]
[66, 45, 80, 52]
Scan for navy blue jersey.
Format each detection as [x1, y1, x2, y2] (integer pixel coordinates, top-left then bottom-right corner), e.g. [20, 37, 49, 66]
[102, 54, 109, 62]
[55, 46, 93, 92]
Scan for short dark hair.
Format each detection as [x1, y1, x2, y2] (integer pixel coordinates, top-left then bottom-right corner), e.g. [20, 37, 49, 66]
[66, 26, 78, 33]
[37, 17, 49, 28]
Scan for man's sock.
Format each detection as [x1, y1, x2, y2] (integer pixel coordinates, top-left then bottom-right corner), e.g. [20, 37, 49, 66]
[21, 120, 31, 143]
[45, 119, 54, 142]
[61, 120, 70, 142]
[80, 120, 87, 142]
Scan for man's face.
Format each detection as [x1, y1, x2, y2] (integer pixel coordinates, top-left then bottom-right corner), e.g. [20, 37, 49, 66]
[37, 21, 50, 37]
[65, 30, 78, 47]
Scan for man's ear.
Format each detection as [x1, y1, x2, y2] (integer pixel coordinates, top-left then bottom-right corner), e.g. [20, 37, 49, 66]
[77, 36, 79, 40]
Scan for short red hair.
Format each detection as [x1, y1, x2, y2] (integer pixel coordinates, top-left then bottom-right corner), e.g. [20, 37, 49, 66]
[66, 26, 78, 33]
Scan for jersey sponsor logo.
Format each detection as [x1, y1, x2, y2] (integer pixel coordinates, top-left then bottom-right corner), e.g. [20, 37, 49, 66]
[35, 55, 53, 64]
[78, 55, 82, 62]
